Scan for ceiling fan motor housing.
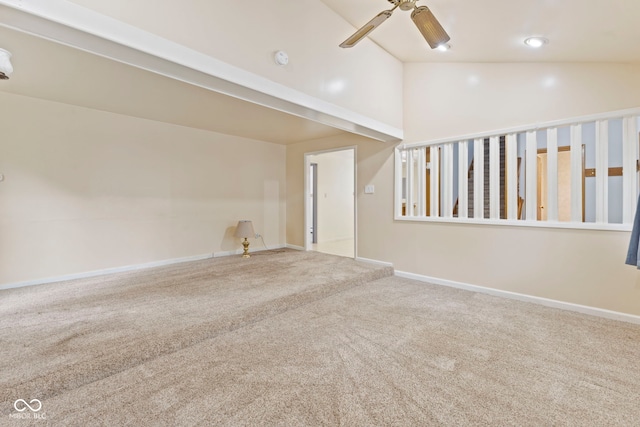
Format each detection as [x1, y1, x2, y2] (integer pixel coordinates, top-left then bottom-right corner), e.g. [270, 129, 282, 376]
[388, 0, 418, 11]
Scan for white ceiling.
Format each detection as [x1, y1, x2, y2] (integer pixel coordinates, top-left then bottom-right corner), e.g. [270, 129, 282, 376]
[0, 26, 346, 145]
[321, 0, 640, 63]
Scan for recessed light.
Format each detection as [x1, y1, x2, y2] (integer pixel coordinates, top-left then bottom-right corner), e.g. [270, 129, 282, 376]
[524, 37, 548, 48]
[436, 43, 451, 52]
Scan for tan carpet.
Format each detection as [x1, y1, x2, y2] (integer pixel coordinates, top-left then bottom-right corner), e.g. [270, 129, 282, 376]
[2, 250, 640, 426]
[0, 250, 392, 416]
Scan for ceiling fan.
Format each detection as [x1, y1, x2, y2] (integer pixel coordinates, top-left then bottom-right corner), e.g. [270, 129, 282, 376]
[339, 0, 450, 49]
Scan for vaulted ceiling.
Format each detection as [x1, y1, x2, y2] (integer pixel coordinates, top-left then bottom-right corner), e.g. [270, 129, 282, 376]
[321, 0, 640, 63]
[1, 0, 638, 146]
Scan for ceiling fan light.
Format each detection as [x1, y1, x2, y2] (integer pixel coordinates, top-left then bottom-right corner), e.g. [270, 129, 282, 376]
[411, 6, 450, 49]
[340, 10, 394, 48]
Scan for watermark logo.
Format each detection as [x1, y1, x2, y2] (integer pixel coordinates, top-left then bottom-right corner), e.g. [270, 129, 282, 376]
[14, 399, 42, 413]
[10, 399, 46, 420]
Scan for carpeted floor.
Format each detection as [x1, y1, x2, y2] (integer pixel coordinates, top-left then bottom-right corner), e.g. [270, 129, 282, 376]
[2, 249, 640, 426]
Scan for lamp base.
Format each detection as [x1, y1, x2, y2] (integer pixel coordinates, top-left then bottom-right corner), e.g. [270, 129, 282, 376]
[241, 238, 250, 258]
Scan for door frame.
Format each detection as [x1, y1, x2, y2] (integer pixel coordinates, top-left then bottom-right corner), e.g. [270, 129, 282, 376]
[304, 146, 357, 258]
[310, 162, 318, 244]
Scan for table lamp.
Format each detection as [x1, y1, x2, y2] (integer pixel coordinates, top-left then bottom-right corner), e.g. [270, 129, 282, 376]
[234, 220, 255, 258]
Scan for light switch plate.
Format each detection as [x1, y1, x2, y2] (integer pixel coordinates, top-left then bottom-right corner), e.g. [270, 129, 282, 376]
[364, 185, 375, 194]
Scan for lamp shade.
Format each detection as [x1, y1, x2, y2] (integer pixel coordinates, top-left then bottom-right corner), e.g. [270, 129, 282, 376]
[0, 49, 13, 80]
[234, 220, 255, 239]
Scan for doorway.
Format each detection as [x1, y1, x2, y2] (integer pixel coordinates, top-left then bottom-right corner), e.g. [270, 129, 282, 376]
[304, 148, 355, 258]
[537, 146, 585, 221]
[309, 162, 318, 244]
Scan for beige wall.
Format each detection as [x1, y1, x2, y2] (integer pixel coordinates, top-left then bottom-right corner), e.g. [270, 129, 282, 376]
[0, 92, 286, 285]
[68, 0, 404, 130]
[288, 62, 640, 316]
[287, 133, 393, 249]
[6, 7, 640, 316]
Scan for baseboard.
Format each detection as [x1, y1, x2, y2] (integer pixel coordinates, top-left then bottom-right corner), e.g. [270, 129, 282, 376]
[12, 251, 634, 325]
[2, 244, 294, 290]
[317, 237, 354, 244]
[285, 244, 305, 251]
[355, 257, 394, 268]
[213, 245, 286, 258]
[395, 270, 640, 326]
[0, 253, 215, 291]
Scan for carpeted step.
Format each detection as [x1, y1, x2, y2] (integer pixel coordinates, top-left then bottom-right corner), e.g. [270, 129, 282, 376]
[0, 250, 393, 410]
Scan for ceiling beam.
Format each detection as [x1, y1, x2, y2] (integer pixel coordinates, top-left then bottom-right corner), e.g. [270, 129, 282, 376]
[0, 0, 403, 143]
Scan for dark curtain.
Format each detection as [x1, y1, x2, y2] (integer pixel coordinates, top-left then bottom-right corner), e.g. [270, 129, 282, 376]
[625, 195, 640, 268]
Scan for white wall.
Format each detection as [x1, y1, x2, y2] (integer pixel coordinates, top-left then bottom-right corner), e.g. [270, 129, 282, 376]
[0, 92, 286, 285]
[403, 63, 640, 142]
[308, 150, 354, 243]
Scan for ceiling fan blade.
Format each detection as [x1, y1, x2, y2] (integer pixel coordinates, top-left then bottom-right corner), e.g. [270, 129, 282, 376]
[339, 9, 394, 48]
[410, 5, 450, 49]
